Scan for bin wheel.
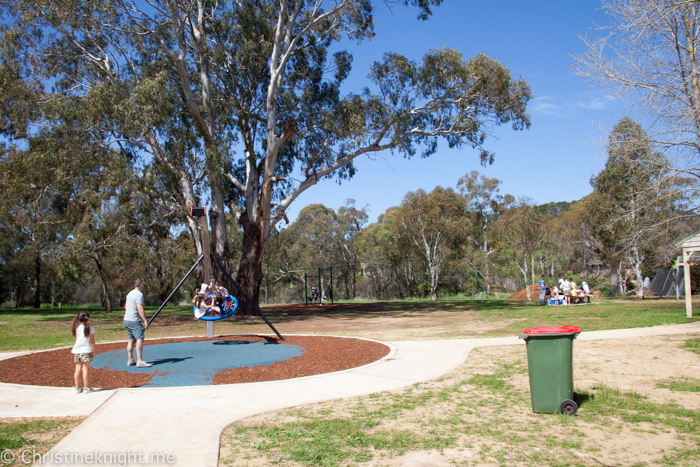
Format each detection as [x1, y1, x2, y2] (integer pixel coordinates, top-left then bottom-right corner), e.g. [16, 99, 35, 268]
[573, 392, 581, 406]
[560, 399, 578, 415]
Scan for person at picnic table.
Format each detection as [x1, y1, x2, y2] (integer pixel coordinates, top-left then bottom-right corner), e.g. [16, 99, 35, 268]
[570, 279, 578, 297]
[551, 285, 560, 305]
[561, 278, 571, 305]
[582, 281, 591, 295]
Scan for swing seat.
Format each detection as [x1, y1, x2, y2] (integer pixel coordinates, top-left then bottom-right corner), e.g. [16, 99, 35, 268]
[194, 295, 239, 321]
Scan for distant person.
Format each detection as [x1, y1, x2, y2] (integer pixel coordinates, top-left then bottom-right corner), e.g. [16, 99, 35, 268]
[124, 279, 151, 368]
[562, 278, 572, 305]
[71, 311, 97, 394]
[310, 287, 319, 303]
[552, 285, 561, 305]
[582, 281, 591, 295]
[538, 275, 546, 305]
[582, 281, 592, 303]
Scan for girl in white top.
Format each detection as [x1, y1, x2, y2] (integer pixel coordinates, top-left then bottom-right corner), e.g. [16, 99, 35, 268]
[71, 311, 97, 394]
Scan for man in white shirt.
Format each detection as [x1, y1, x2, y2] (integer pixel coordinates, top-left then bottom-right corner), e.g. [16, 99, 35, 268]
[124, 279, 151, 368]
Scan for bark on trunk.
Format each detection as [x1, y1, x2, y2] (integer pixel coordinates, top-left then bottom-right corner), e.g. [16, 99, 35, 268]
[632, 246, 645, 299]
[235, 214, 265, 315]
[209, 181, 230, 281]
[33, 254, 41, 309]
[93, 251, 112, 313]
[15, 282, 24, 308]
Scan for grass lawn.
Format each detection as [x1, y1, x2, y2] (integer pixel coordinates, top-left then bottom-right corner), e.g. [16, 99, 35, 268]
[220, 334, 700, 466]
[1, 297, 699, 351]
[0, 417, 84, 467]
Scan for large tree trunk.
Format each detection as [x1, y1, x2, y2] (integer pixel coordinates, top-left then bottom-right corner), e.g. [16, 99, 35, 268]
[631, 245, 645, 299]
[15, 282, 25, 308]
[235, 213, 265, 315]
[351, 261, 356, 299]
[517, 255, 531, 301]
[209, 181, 230, 280]
[33, 254, 41, 309]
[93, 251, 112, 313]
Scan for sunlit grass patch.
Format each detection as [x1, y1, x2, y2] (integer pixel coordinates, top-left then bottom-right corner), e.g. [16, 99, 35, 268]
[0, 417, 84, 465]
[681, 338, 700, 355]
[657, 377, 700, 393]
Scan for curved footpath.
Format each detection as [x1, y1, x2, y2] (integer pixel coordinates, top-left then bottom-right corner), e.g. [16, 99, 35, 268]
[1, 321, 700, 467]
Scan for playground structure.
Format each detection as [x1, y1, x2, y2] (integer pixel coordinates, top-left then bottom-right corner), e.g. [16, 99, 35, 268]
[148, 206, 284, 340]
[648, 266, 683, 299]
[304, 267, 334, 307]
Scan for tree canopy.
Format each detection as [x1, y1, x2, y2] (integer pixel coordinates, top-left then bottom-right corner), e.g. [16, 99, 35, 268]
[0, 0, 532, 311]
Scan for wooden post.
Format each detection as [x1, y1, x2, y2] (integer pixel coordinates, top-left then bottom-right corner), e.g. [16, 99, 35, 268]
[684, 249, 693, 318]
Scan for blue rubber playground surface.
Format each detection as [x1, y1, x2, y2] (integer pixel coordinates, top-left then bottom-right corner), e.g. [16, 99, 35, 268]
[92, 340, 306, 387]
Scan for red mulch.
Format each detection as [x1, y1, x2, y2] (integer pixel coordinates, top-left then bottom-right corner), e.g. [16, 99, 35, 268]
[0, 336, 390, 388]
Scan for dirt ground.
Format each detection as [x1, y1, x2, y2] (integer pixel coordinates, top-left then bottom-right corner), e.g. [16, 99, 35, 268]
[200, 302, 521, 342]
[220, 332, 700, 467]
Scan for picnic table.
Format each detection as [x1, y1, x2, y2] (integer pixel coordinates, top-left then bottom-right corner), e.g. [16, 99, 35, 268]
[569, 295, 592, 304]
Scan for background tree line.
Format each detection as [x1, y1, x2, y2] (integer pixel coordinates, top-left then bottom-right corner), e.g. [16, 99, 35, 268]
[3, 0, 700, 308]
[260, 118, 699, 304]
[4, 113, 695, 309]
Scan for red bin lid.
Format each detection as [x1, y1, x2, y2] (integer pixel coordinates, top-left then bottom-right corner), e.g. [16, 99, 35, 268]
[523, 326, 581, 335]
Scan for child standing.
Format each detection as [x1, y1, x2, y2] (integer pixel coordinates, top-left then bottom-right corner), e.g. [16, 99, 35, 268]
[71, 311, 97, 394]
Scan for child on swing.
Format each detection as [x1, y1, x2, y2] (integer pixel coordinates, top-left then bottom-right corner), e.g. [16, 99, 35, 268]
[203, 292, 226, 317]
[71, 311, 97, 394]
[192, 290, 224, 318]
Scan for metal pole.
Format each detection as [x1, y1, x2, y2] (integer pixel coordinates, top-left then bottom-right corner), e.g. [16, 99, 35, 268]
[210, 254, 285, 341]
[304, 273, 308, 307]
[318, 267, 322, 307]
[148, 255, 204, 325]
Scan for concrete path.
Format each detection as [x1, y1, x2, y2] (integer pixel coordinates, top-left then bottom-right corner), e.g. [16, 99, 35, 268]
[1, 322, 699, 467]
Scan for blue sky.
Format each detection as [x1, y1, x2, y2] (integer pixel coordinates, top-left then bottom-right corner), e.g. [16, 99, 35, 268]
[284, 0, 623, 224]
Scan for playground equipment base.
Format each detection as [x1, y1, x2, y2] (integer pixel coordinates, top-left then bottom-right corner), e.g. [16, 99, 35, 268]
[0, 335, 390, 388]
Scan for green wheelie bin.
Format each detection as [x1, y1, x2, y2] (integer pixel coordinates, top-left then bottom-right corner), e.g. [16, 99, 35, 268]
[519, 326, 581, 415]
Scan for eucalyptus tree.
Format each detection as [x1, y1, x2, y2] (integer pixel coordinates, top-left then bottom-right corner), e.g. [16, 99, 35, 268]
[1, 0, 531, 313]
[591, 117, 694, 299]
[494, 199, 546, 300]
[335, 199, 368, 298]
[457, 170, 513, 294]
[358, 211, 412, 299]
[391, 186, 468, 302]
[574, 0, 700, 178]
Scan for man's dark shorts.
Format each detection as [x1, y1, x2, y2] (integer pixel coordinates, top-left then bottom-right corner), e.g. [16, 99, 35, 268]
[124, 320, 145, 340]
